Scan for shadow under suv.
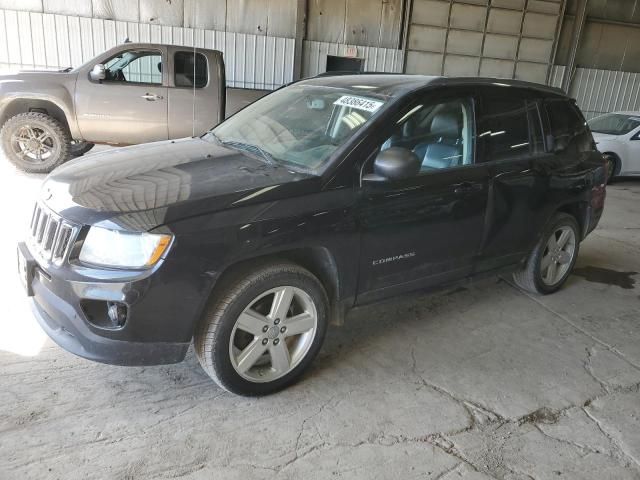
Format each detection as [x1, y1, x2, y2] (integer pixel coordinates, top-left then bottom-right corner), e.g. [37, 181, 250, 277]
[18, 75, 607, 395]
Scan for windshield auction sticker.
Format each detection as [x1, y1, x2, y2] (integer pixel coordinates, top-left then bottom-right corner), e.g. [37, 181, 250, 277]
[334, 96, 384, 113]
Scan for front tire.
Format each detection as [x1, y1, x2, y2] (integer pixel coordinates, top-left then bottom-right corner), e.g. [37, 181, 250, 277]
[195, 262, 329, 396]
[513, 213, 580, 295]
[604, 153, 619, 184]
[0, 112, 71, 173]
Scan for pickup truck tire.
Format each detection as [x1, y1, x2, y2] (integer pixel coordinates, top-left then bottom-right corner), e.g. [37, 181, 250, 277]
[512, 213, 580, 295]
[70, 140, 95, 157]
[1, 112, 71, 173]
[195, 262, 329, 396]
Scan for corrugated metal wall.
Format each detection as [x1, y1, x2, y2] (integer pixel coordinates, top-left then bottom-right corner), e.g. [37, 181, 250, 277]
[0, 8, 295, 89]
[0, 0, 299, 37]
[551, 65, 640, 119]
[569, 67, 640, 119]
[302, 41, 404, 77]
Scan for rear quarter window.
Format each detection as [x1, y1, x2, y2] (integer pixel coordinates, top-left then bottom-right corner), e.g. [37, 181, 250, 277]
[174, 51, 208, 88]
[545, 99, 592, 153]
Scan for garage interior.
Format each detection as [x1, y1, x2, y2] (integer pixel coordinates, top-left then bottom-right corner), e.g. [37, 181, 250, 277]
[0, 0, 639, 479]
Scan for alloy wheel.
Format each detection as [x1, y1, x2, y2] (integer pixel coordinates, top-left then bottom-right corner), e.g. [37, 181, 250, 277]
[10, 125, 57, 164]
[229, 286, 318, 383]
[540, 225, 576, 286]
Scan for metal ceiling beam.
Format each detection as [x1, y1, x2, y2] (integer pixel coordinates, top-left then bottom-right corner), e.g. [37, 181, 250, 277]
[561, 0, 588, 92]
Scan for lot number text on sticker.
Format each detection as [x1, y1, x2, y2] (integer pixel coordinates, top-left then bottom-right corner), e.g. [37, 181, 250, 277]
[334, 96, 384, 113]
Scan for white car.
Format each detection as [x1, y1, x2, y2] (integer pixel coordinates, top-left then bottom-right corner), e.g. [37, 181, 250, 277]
[588, 112, 640, 181]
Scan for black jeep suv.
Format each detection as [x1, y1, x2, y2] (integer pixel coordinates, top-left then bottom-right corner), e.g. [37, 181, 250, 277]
[18, 75, 606, 395]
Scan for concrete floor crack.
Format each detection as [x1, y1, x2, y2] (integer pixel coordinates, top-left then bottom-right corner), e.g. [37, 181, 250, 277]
[582, 406, 640, 470]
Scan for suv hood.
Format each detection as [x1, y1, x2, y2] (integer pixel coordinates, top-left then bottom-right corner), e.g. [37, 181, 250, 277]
[42, 137, 317, 231]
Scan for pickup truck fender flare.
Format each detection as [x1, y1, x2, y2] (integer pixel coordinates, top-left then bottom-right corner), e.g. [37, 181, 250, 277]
[0, 90, 79, 139]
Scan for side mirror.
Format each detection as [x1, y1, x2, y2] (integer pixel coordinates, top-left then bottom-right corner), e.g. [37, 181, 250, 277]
[90, 64, 106, 82]
[363, 147, 421, 182]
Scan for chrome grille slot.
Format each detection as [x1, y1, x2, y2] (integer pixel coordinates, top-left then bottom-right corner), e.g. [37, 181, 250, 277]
[27, 203, 79, 265]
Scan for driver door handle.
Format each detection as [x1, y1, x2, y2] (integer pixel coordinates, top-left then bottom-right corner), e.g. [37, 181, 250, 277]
[141, 93, 163, 101]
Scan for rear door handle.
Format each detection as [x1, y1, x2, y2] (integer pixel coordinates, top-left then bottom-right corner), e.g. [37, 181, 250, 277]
[141, 93, 163, 101]
[453, 182, 483, 194]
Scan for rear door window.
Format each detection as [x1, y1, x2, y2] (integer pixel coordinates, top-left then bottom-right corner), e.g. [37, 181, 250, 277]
[478, 95, 544, 162]
[174, 51, 208, 88]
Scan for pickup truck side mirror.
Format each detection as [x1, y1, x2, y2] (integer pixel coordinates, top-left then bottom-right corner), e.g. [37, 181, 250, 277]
[90, 64, 106, 82]
[363, 147, 421, 183]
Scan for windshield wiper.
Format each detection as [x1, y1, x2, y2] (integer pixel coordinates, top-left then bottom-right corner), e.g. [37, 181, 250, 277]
[218, 139, 277, 166]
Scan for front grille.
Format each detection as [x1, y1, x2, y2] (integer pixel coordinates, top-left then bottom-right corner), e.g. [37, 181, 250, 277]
[27, 203, 79, 265]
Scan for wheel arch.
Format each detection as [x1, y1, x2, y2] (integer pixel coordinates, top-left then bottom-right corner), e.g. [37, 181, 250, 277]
[0, 98, 73, 137]
[556, 201, 590, 239]
[209, 246, 345, 328]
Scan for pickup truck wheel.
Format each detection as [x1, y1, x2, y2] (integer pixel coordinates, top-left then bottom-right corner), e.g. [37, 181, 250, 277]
[1, 112, 71, 173]
[195, 262, 329, 396]
[70, 140, 95, 157]
[512, 213, 580, 295]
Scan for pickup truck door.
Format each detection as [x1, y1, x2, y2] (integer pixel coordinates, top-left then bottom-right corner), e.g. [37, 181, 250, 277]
[167, 48, 225, 138]
[75, 46, 168, 144]
[355, 93, 489, 303]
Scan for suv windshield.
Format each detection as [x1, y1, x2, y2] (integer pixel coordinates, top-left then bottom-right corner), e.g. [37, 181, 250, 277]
[208, 84, 389, 172]
[588, 113, 640, 135]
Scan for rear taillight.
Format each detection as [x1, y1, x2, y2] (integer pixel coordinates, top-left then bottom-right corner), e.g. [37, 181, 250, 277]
[591, 184, 606, 209]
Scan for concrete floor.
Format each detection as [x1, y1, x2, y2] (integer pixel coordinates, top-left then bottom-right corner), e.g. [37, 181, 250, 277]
[0, 149, 639, 480]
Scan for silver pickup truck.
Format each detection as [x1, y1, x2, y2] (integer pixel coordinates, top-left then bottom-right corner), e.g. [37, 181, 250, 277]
[0, 42, 230, 173]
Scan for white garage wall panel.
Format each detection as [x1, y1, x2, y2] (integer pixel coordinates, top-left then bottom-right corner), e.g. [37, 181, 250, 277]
[0, 8, 295, 89]
[302, 40, 404, 77]
[406, 0, 564, 84]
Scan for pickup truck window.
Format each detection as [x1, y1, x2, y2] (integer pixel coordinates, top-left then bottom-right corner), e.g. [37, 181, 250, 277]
[175, 51, 208, 88]
[104, 50, 162, 85]
[210, 85, 389, 173]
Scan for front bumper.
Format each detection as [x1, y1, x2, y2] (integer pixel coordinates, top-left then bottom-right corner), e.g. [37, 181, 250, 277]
[20, 241, 195, 366]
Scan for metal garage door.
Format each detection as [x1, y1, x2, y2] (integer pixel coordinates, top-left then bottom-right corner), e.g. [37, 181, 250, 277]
[405, 0, 564, 84]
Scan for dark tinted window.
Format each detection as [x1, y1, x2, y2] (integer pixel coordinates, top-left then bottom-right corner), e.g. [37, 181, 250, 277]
[545, 99, 592, 153]
[479, 97, 543, 161]
[174, 51, 208, 88]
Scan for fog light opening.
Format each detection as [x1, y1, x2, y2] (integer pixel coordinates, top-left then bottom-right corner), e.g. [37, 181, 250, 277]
[107, 302, 128, 328]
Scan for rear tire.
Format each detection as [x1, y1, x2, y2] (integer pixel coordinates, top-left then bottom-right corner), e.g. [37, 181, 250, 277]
[0, 112, 71, 173]
[70, 140, 95, 157]
[513, 213, 580, 295]
[195, 262, 329, 396]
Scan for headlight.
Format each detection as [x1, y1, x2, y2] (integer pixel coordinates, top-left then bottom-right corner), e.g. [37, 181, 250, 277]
[79, 227, 172, 269]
